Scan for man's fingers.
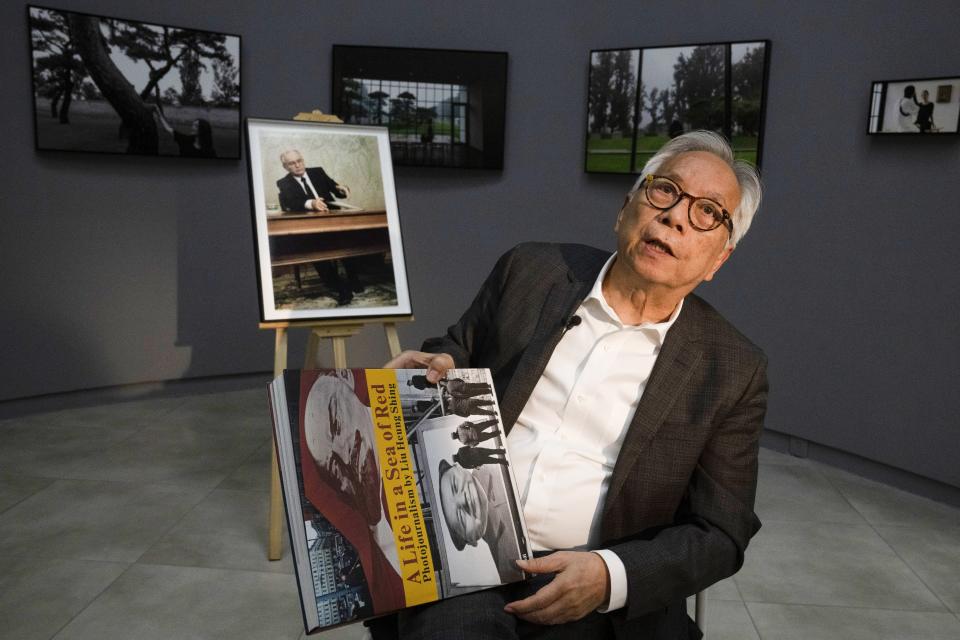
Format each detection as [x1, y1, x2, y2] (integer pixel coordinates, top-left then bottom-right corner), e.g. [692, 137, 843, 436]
[382, 350, 454, 379]
[513, 599, 575, 626]
[503, 580, 562, 615]
[425, 353, 454, 383]
[516, 553, 566, 575]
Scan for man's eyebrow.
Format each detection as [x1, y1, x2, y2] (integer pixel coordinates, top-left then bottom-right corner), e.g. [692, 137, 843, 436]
[663, 172, 727, 206]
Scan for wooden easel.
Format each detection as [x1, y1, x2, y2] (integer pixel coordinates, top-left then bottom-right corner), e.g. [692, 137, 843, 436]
[263, 316, 411, 560]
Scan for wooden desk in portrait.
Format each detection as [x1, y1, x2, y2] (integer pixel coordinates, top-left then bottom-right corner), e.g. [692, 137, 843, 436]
[267, 209, 389, 285]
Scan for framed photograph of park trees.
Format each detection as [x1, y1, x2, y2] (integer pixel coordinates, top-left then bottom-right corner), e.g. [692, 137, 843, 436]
[28, 6, 240, 159]
[585, 40, 770, 174]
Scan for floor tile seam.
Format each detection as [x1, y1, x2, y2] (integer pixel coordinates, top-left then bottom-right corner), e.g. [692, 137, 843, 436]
[870, 524, 955, 614]
[132, 558, 295, 578]
[753, 516, 870, 525]
[0, 481, 59, 517]
[813, 471, 881, 526]
[757, 460, 810, 469]
[46, 561, 139, 640]
[730, 575, 747, 602]
[20, 474, 225, 492]
[816, 466, 960, 522]
[130, 479, 223, 565]
[209, 445, 272, 493]
[696, 595, 743, 603]
[740, 598, 949, 613]
[0, 549, 133, 565]
[871, 522, 960, 534]
[739, 596, 765, 640]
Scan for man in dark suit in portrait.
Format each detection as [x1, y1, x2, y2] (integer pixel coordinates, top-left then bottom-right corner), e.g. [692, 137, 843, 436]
[276, 149, 361, 305]
[277, 149, 351, 213]
[380, 131, 767, 639]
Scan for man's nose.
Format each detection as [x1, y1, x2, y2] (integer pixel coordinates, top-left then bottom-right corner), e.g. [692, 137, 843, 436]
[657, 199, 685, 232]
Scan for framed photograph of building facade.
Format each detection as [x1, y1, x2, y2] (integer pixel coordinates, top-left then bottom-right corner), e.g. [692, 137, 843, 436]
[28, 5, 241, 158]
[868, 76, 960, 134]
[332, 45, 508, 170]
[585, 40, 770, 174]
[246, 118, 411, 322]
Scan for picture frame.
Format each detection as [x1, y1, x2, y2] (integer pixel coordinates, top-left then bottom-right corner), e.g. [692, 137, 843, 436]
[331, 45, 508, 170]
[245, 118, 412, 322]
[584, 39, 770, 174]
[868, 76, 960, 134]
[28, 5, 241, 159]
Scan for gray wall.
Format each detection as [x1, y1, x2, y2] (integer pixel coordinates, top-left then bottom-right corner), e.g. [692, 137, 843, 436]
[3, 1, 959, 489]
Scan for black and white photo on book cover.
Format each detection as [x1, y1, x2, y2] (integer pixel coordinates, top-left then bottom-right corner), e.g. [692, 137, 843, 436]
[394, 369, 528, 591]
[246, 118, 411, 322]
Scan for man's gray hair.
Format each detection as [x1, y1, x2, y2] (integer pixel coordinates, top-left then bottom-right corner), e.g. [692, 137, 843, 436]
[628, 130, 762, 247]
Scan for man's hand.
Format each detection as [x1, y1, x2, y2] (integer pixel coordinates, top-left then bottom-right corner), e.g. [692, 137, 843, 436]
[383, 350, 454, 384]
[310, 198, 329, 212]
[504, 552, 610, 625]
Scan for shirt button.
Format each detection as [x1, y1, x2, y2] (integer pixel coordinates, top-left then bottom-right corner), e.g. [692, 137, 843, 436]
[603, 344, 610, 352]
[577, 394, 585, 403]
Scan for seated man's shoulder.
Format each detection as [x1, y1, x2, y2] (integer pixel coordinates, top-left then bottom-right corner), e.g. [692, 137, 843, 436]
[685, 294, 767, 362]
[503, 242, 610, 278]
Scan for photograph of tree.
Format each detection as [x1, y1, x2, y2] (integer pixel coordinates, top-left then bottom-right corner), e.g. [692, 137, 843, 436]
[585, 40, 769, 174]
[332, 46, 507, 170]
[29, 6, 240, 159]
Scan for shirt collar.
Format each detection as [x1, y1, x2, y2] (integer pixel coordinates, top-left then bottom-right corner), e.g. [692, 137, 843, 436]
[582, 252, 683, 343]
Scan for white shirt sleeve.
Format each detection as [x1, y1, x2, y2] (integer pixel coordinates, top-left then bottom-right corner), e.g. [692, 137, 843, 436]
[592, 549, 627, 613]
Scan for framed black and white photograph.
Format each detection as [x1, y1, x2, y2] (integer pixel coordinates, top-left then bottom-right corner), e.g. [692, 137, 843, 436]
[331, 45, 508, 170]
[28, 6, 241, 158]
[868, 76, 960, 134]
[585, 40, 770, 174]
[245, 118, 411, 322]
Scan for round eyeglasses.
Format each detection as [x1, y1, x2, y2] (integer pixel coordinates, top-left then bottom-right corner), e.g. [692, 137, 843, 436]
[643, 174, 733, 234]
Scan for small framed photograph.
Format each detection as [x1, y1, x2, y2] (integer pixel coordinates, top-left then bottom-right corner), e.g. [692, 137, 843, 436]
[245, 118, 411, 322]
[28, 5, 241, 159]
[867, 76, 960, 134]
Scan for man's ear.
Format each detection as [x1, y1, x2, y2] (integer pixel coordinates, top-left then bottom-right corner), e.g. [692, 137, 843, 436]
[703, 245, 734, 282]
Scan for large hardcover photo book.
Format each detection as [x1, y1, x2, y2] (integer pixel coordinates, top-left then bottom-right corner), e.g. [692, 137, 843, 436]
[268, 368, 531, 634]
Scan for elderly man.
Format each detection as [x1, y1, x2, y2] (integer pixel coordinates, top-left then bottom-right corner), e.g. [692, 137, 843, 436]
[379, 131, 767, 639]
[276, 149, 362, 305]
[276, 149, 350, 213]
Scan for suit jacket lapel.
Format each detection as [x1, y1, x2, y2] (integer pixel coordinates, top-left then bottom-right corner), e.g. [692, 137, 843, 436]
[603, 298, 704, 513]
[500, 272, 593, 431]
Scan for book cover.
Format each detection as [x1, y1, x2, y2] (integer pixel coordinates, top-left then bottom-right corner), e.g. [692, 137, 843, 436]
[268, 368, 530, 633]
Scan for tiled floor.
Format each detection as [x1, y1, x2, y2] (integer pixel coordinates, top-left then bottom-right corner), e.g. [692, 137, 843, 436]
[1, 390, 959, 639]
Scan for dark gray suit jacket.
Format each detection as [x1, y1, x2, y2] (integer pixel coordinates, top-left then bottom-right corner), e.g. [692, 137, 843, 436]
[422, 242, 768, 640]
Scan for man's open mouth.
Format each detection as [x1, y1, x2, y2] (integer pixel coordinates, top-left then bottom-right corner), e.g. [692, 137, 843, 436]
[644, 238, 675, 257]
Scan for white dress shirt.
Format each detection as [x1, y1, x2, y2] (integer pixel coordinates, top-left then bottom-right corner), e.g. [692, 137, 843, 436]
[295, 173, 320, 209]
[507, 253, 682, 612]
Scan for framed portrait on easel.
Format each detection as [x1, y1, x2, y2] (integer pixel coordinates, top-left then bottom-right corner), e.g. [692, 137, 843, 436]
[245, 118, 412, 322]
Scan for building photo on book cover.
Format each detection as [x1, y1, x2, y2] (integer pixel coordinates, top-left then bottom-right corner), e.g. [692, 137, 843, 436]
[269, 368, 530, 633]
